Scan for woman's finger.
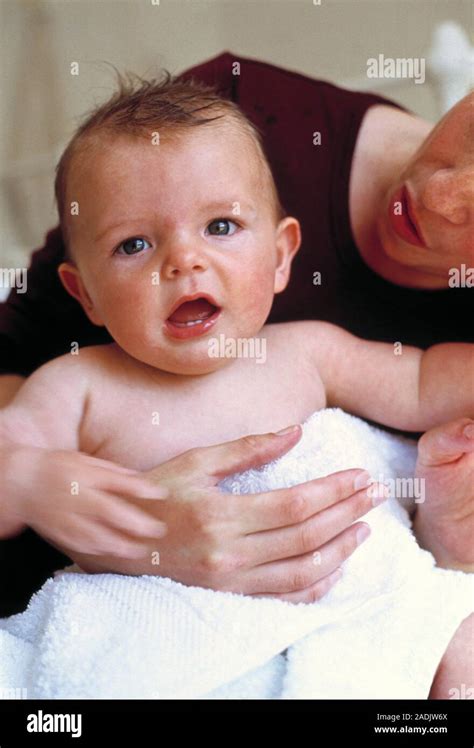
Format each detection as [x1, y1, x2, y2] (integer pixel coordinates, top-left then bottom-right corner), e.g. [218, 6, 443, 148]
[417, 418, 474, 467]
[240, 484, 385, 565]
[251, 567, 343, 604]
[72, 489, 168, 539]
[193, 426, 303, 483]
[39, 514, 154, 560]
[79, 454, 141, 475]
[235, 468, 372, 534]
[239, 521, 370, 595]
[91, 468, 169, 500]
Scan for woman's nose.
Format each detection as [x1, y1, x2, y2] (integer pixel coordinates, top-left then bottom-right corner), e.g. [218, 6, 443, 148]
[421, 166, 474, 225]
[160, 241, 208, 279]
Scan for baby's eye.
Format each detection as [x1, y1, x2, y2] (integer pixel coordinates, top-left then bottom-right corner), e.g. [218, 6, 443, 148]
[206, 218, 239, 236]
[115, 237, 151, 255]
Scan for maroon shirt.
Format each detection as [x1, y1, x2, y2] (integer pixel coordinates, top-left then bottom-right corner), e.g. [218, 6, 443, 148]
[0, 52, 471, 614]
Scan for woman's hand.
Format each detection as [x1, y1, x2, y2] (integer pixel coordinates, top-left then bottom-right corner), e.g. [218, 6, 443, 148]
[0, 445, 168, 556]
[413, 418, 474, 571]
[73, 426, 384, 603]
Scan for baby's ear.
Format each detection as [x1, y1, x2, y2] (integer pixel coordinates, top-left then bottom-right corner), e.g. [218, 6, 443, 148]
[273, 217, 301, 294]
[57, 262, 105, 327]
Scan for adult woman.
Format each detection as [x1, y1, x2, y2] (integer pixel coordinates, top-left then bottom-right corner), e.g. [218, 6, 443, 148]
[0, 52, 472, 618]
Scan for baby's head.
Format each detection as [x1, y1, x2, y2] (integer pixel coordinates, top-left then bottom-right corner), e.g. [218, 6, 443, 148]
[56, 71, 301, 375]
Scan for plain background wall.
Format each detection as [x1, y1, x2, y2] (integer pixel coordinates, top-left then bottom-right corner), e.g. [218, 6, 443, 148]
[0, 0, 472, 269]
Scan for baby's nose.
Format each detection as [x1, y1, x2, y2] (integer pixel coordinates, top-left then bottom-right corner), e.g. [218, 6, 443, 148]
[161, 243, 208, 278]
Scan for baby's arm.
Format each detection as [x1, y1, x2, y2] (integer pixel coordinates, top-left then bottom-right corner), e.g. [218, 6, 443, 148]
[0, 354, 88, 536]
[308, 322, 473, 432]
[0, 353, 166, 549]
[0, 354, 87, 452]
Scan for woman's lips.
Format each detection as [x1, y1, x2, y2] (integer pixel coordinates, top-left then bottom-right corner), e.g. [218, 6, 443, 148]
[388, 186, 426, 248]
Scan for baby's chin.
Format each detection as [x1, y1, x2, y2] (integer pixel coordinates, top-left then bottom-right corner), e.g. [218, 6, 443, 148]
[156, 356, 232, 377]
[120, 344, 235, 377]
[113, 320, 269, 376]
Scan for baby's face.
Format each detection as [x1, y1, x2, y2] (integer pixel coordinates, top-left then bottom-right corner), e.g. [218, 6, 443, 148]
[59, 125, 300, 375]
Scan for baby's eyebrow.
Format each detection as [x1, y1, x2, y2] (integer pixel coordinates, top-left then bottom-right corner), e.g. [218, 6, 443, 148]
[204, 200, 257, 217]
[94, 202, 257, 242]
[94, 218, 152, 243]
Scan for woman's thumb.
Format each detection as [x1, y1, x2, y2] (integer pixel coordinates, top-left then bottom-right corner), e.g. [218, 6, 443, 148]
[418, 418, 474, 467]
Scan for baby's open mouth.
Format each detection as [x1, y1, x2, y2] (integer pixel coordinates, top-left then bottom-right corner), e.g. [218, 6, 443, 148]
[167, 298, 218, 327]
[165, 295, 221, 339]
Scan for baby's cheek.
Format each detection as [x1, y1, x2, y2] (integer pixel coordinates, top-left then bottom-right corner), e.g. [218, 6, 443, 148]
[102, 280, 151, 319]
[233, 268, 275, 330]
[96, 284, 154, 342]
[247, 255, 276, 297]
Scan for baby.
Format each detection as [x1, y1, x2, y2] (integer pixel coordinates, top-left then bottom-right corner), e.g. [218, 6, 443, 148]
[1, 73, 473, 697]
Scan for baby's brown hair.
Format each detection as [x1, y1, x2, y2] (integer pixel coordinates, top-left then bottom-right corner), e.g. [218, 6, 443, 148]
[54, 69, 286, 258]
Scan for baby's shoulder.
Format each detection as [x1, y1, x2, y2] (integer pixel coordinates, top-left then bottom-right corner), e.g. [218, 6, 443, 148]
[29, 343, 117, 396]
[70, 342, 121, 371]
[262, 320, 340, 351]
[42, 342, 112, 370]
[262, 321, 351, 382]
[0, 344, 116, 450]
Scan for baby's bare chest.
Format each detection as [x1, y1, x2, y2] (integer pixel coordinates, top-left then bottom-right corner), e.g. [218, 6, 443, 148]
[81, 355, 325, 471]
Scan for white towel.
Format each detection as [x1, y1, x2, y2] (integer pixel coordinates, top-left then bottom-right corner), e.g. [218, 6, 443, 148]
[1, 409, 472, 699]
